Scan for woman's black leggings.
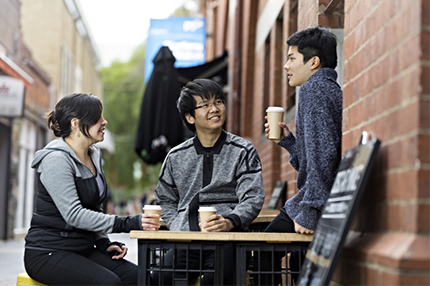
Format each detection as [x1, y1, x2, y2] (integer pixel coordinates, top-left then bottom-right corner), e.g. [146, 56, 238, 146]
[24, 248, 138, 285]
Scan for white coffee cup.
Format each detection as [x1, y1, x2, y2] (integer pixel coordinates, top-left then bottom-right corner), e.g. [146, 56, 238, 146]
[142, 205, 161, 228]
[266, 107, 285, 140]
[198, 206, 217, 232]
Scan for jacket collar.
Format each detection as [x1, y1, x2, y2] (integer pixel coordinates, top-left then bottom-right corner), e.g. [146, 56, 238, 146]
[193, 130, 227, 155]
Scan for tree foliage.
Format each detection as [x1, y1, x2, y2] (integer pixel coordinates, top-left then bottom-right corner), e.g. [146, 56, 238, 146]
[100, 45, 161, 202]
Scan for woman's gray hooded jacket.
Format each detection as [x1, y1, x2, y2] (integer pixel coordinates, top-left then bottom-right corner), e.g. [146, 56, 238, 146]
[25, 138, 141, 252]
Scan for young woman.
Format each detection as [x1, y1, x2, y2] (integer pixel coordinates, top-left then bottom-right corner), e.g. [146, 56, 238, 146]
[24, 93, 160, 285]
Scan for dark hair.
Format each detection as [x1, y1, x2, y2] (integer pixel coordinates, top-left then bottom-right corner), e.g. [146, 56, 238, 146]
[286, 26, 338, 69]
[177, 79, 226, 132]
[47, 93, 103, 138]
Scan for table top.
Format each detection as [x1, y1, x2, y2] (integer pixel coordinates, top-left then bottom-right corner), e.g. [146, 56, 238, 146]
[130, 230, 313, 243]
[158, 209, 280, 227]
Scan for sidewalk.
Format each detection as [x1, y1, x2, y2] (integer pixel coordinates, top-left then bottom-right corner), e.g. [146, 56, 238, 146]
[0, 233, 138, 286]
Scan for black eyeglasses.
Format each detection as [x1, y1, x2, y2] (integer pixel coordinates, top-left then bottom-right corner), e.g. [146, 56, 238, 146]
[194, 99, 224, 110]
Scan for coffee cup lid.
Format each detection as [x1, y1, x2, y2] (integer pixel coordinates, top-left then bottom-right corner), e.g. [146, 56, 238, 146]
[266, 106, 285, 112]
[198, 206, 217, 212]
[143, 205, 162, 210]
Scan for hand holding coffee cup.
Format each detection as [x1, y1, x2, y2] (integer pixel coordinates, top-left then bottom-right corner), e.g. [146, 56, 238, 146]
[198, 206, 217, 232]
[266, 107, 285, 140]
[142, 205, 161, 231]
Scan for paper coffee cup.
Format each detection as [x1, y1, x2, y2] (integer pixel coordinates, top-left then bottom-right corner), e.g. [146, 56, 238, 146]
[143, 205, 161, 228]
[198, 206, 217, 232]
[266, 107, 285, 140]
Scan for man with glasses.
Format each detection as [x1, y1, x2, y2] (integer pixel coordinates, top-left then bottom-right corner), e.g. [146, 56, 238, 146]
[153, 78, 265, 285]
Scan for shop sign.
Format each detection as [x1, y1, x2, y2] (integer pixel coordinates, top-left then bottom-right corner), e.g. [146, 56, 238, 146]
[0, 76, 25, 117]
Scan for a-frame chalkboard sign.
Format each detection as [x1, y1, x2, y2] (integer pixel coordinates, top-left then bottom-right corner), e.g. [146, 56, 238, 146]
[297, 132, 380, 286]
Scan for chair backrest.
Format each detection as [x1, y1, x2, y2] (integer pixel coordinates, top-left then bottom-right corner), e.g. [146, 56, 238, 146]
[267, 180, 286, 210]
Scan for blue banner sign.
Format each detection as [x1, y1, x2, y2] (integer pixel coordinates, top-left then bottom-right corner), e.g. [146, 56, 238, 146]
[144, 17, 206, 82]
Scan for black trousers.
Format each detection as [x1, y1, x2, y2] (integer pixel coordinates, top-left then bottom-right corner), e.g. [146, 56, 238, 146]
[24, 248, 138, 285]
[259, 207, 305, 285]
[150, 242, 235, 285]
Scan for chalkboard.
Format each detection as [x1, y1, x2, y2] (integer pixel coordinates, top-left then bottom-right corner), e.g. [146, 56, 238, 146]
[297, 132, 380, 286]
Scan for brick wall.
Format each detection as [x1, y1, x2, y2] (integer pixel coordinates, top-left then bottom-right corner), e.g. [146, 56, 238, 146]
[207, 0, 429, 283]
[335, 0, 430, 284]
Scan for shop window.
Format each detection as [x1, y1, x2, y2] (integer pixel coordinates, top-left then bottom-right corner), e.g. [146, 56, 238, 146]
[60, 43, 73, 99]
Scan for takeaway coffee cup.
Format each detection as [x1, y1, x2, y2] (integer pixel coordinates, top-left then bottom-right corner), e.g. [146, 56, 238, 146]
[142, 205, 161, 228]
[198, 206, 217, 232]
[266, 106, 285, 140]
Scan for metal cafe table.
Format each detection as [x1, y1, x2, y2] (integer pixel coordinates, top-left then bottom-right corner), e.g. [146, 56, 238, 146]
[130, 230, 313, 285]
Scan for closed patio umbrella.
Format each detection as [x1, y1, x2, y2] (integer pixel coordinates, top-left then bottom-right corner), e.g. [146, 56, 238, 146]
[135, 46, 184, 164]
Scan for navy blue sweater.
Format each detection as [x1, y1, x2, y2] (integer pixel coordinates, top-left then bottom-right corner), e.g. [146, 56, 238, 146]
[278, 68, 342, 230]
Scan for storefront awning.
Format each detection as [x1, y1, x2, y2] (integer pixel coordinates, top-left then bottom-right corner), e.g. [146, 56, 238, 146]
[0, 53, 33, 88]
[176, 50, 228, 86]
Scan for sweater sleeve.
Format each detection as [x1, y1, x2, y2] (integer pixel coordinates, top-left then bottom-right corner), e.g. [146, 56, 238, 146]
[225, 145, 265, 229]
[278, 132, 299, 171]
[154, 156, 180, 230]
[39, 152, 116, 233]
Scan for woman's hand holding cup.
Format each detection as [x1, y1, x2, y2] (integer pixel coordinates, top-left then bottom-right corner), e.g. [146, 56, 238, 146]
[141, 205, 161, 231]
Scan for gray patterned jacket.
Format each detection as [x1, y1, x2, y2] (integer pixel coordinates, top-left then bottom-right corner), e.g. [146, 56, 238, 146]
[155, 130, 265, 231]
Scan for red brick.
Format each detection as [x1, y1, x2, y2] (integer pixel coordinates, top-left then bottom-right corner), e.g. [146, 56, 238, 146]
[386, 204, 409, 231]
[400, 273, 430, 286]
[344, 0, 359, 13]
[372, 116, 389, 142]
[364, 266, 382, 286]
[398, 100, 420, 135]
[375, 86, 388, 115]
[385, 78, 403, 111]
[362, 67, 373, 96]
[400, 235, 430, 270]
[423, 0, 430, 25]
[418, 203, 430, 232]
[348, 0, 365, 31]
[349, 102, 362, 128]
[418, 169, 430, 199]
[403, 135, 420, 166]
[385, 16, 402, 48]
[419, 134, 430, 164]
[346, 52, 361, 82]
[386, 140, 402, 169]
[366, 93, 378, 120]
[387, 108, 400, 138]
[421, 65, 430, 94]
[344, 233, 430, 270]
[387, 170, 418, 201]
[373, 0, 390, 35]
[404, 67, 422, 100]
[388, 45, 401, 78]
[400, 34, 421, 72]
[343, 30, 354, 60]
[342, 131, 353, 153]
[422, 30, 430, 61]
[381, 270, 400, 286]
[371, 58, 390, 89]
[342, 58, 351, 83]
[342, 109, 349, 135]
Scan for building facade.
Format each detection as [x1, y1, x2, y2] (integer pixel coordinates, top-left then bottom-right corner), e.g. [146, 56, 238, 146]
[20, 0, 102, 101]
[199, 0, 429, 284]
[0, 0, 53, 239]
[0, 0, 103, 239]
